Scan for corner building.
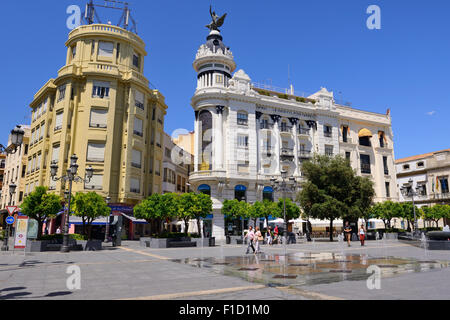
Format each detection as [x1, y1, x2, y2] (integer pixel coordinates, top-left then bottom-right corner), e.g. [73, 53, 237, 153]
[25, 24, 166, 205]
[189, 27, 399, 241]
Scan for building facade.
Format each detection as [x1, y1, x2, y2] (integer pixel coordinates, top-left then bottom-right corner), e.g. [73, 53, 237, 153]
[162, 132, 194, 194]
[189, 25, 399, 241]
[396, 149, 449, 216]
[24, 24, 167, 206]
[1, 126, 31, 208]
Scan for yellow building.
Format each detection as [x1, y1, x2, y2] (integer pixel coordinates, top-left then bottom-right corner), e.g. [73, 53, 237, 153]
[25, 24, 167, 205]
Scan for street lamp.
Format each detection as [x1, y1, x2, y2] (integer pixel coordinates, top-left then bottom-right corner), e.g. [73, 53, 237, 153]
[400, 178, 423, 238]
[104, 196, 111, 242]
[271, 170, 299, 244]
[51, 155, 94, 253]
[1, 182, 17, 251]
[0, 126, 25, 154]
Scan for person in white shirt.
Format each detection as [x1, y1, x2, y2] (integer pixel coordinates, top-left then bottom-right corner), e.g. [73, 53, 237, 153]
[443, 225, 450, 232]
[244, 226, 255, 254]
[358, 224, 366, 246]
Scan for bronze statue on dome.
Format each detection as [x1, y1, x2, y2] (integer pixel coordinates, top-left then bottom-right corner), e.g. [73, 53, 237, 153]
[206, 6, 227, 32]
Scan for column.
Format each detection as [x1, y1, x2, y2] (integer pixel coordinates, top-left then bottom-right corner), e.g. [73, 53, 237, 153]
[194, 111, 200, 172]
[271, 115, 281, 175]
[290, 118, 300, 176]
[256, 112, 263, 174]
[215, 106, 225, 170]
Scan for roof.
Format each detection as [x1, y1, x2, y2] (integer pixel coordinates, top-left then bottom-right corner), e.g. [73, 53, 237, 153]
[395, 149, 450, 164]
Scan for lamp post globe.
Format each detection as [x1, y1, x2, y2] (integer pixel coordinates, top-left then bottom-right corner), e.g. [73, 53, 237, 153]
[9, 183, 17, 196]
[10, 126, 25, 147]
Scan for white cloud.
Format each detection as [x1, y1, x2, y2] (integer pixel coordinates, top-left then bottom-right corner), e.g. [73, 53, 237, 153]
[426, 111, 436, 116]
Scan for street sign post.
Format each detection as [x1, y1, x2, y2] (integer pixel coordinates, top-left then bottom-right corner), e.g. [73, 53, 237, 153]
[6, 206, 18, 216]
[6, 216, 15, 225]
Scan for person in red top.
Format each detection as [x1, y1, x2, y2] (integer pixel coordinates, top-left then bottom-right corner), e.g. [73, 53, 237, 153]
[274, 226, 279, 244]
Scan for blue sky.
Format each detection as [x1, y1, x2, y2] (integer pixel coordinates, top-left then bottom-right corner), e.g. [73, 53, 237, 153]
[1, 0, 449, 159]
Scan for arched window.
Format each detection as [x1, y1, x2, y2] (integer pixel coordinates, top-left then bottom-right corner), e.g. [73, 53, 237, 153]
[199, 110, 213, 171]
[198, 184, 211, 196]
[235, 185, 247, 202]
[237, 111, 248, 126]
[263, 186, 274, 202]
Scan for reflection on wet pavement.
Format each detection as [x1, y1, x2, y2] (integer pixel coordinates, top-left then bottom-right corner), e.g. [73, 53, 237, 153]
[172, 252, 449, 287]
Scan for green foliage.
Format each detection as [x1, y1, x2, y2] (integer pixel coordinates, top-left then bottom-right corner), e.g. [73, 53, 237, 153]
[39, 233, 88, 241]
[297, 155, 375, 240]
[20, 186, 62, 240]
[153, 232, 201, 239]
[257, 90, 271, 96]
[296, 97, 307, 103]
[422, 205, 450, 228]
[134, 194, 167, 222]
[178, 193, 213, 235]
[278, 94, 289, 100]
[276, 198, 300, 221]
[369, 201, 403, 229]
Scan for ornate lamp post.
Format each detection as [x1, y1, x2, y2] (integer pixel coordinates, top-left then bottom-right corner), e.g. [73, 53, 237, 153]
[1, 182, 17, 251]
[0, 126, 25, 154]
[50, 155, 94, 253]
[104, 196, 111, 242]
[271, 170, 299, 244]
[400, 178, 424, 238]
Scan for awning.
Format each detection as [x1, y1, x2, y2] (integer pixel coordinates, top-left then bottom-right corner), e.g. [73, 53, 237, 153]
[358, 128, 373, 138]
[120, 212, 148, 224]
[68, 216, 108, 226]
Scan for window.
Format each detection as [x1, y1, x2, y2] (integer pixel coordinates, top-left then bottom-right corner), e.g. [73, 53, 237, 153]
[165, 148, 172, 158]
[132, 149, 142, 169]
[342, 126, 349, 143]
[116, 43, 121, 60]
[383, 156, 389, 175]
[24, 144, 29, 155]
[42, 99, 47, 113]
[237, 113, 248, 126]
[417, 162, 424, 168]
[40, 123, 46, 140]
[237, 161, 250, 173]
[403, 164, 410, 170]
[360, 154, 371, 174]
[385, 182, 390, 198]
[71, 45, 77, 59]
[85, 174, 103, 190]
[52, 144, 60, 163]
[345, 152, 351, 161]
[418, 184, 427, 196]
[135, 90, 144, 110]
[36, 153, 41, 170]
[54, 112, 63, 131]
[325, 145, 334, 156]
[98, 41, 114, 57]
[439, 178, 449, 194]
[163, 168, 168, 182]
[58, 85, 66, 102]
[324, 125, 332, 138]
[90, 108, 108, 128]
[216, 75, 224, 84]
[92, 81, 110, 99]
[149, 158, 153, 174]
[155, 132, 161, 148]
[130, 178, 141, 193]
[133, 51, 140, 68]
[260, 118, 270, 130]
[379, 131, 386, 148]
[87, 143, 106, 162]
[155, 160, 161, 176]
[237, 135, 249, 149]
[134, 117, 143, 137]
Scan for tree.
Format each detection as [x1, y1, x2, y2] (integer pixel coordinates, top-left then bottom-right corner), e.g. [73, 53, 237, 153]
[178, 193, 213, 236]
[370, 201, 402, 230]
[134, 194, 168, 235]
[297, 155, 375, 241]
[399, 202, 419, 232]
[422, 205, 450, 228]
[223, 199, 251, 232]
[21, 186, 62, 239]
[276, 198, 301, 221]
[72, 192, 111, 240]
[251, 200, 280, 228]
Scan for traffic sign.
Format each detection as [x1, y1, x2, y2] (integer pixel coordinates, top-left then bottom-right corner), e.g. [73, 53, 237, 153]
[6, 216, 15, 225]
[6, 206, 18, 216]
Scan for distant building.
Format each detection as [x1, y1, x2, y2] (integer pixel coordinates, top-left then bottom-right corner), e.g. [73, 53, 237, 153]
[1, 126, 31, 208]
[173, 131, 195, 156]
[396, 148, 450, 227]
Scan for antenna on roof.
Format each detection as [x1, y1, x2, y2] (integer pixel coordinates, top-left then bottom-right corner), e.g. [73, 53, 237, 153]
[288, 64, 294, 95]
[82, 0, 138, 34]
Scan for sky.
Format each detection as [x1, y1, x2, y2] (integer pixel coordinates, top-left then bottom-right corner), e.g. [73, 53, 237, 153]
[1, 0, 449, 159]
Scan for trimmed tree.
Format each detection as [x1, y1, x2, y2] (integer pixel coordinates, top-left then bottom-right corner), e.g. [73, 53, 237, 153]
[72, 192, 111, 240]
[370, 201, 402, 230]
[178, 193, 213, 236]
[422, 205, 450, 228]
[21, 186, 62, 240]
[134, 194, 167, 236]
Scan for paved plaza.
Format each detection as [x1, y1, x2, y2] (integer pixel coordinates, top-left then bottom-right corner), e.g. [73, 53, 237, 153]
[0, 240, 449, 300]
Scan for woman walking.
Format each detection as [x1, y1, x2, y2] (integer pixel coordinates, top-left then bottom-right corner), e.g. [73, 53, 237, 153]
[344, 221, 352, 247]
[359, 224, 366, 247]
[266, 227, 273, 246]
[254, 227, 263, 254]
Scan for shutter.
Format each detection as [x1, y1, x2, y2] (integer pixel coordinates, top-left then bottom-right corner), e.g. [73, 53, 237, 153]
[55, 112, 63, 129]
[87, 143, 105, 162]
[156, 132, 161, 146]
[43, 99, 47, 113]
[90, 109, 108, 128]
[52, 145, 60, 162]
[32, 157, 36, 171]
[134, 117, 143, 134]
[135, 90, 144, 105]
[37, 154, 41, 169]
[132, 149, 142, 167]
[98, 41, 114, 57]
[130, 178, 140, 192]
[40, 123, 45, 139]
[85, 175, 103, 190]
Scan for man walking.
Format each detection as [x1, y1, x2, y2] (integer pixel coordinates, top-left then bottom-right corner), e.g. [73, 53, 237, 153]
[244, 226, 255, 254]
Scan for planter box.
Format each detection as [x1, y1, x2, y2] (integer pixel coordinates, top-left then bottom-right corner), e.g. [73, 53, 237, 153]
[228, 236, 243, 245]
[194, 238, 216, 247]
[150, 238, 169, 248]
[140, 237, 152, 247]
[77, 240, 103, 251]
[384, 233, 398, 240]
[26, 240, 50, 252]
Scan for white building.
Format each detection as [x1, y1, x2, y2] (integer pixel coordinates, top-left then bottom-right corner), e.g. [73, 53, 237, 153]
[189, 24, 399, 241]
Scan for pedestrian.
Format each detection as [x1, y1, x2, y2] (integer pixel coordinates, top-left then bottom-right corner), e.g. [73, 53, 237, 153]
[266, 227, 273, 246]
[56, 227, 61, 235]
[444, 225, 450, 232]
[274, 225, 279, 244]
[344, 221, 352, 247]
[359, 224, 366, 246]
[244, 226, 255, 254]
[254, 227, 263, 254]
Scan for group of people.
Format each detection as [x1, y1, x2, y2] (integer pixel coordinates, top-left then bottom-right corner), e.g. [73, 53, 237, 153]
[344, 221, 367, 247]
[244, 225, 282, 254]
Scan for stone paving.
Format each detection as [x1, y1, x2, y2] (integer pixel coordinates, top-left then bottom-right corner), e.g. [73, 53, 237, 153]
[0, 240, 449, 300]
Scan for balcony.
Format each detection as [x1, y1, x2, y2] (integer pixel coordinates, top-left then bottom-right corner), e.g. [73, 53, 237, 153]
[280, 126, 292, 134]
[280, 148, 295, 161]
[324, 132, 332, 138]
[133, 130, 144, 137]
[237, 119, 248, 126]
[90, 123, 107, 129]
[260, 123, 273, 130]
[298, 150, 312, 159]
[131, 163, 142, 169]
